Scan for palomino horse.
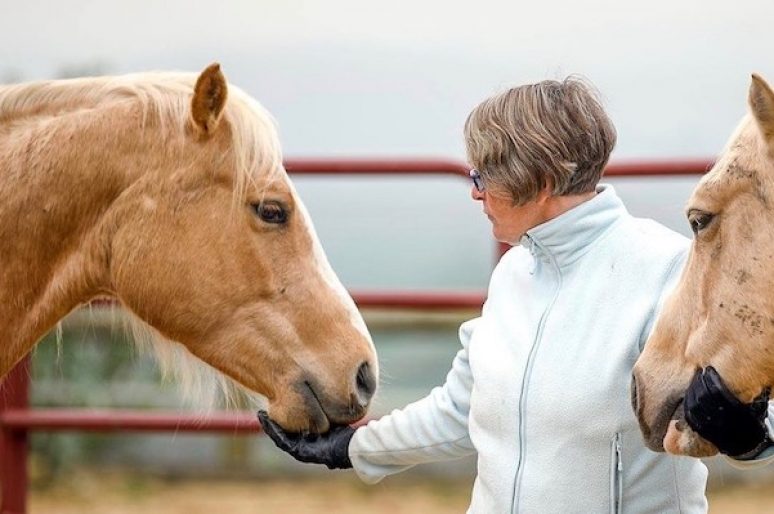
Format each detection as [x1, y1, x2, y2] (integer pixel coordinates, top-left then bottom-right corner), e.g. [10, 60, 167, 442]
[0, 63, 377, 433]
[632, 74, 774, 456]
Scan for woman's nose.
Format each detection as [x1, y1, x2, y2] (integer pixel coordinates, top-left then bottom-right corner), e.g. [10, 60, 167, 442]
[471, 186, 485, 201]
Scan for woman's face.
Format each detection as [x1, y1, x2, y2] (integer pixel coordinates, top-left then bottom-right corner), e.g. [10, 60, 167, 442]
[471, 185, 548, 245]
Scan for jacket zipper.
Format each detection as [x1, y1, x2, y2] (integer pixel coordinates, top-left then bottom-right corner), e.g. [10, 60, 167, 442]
[511, 234, 562, 513]
[611, 433, 623, 514]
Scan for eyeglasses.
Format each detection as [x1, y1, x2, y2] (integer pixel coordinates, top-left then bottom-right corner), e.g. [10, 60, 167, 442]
[469, 169, 485, 192]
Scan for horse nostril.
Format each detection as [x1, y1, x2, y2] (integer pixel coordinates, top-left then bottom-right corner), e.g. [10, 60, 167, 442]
[355, 361, 376, 407]
[631, 374, 640, 413]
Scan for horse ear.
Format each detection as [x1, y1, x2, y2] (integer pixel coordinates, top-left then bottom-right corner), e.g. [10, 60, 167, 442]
[749, 73, 774, 141]
[191, 63, 228, 136]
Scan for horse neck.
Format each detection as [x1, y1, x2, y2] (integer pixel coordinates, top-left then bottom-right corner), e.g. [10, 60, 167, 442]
[0, 100, 168, 374]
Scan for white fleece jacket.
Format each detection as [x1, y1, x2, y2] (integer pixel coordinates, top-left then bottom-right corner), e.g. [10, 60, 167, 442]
[348, 185, 709, 513]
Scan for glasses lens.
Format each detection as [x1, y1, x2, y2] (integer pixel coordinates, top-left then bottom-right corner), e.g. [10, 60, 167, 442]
[469, 169, 485, 192]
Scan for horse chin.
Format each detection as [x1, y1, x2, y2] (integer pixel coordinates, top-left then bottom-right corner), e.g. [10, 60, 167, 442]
[662, 403, 719, 457]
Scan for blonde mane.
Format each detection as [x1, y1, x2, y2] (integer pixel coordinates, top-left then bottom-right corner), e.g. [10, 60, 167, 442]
[0, 71, 284, 202]
[1, 72, 286, 411]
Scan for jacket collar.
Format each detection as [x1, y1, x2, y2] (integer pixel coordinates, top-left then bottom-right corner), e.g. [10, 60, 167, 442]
[520, 184, 627, 268]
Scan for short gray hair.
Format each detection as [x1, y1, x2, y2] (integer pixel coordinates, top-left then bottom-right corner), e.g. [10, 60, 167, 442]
[464, 76, 617, 205]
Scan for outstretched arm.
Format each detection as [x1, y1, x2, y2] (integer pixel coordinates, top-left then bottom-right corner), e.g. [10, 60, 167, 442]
[349, 318, 478, 483]
[259, 318, 480, 481]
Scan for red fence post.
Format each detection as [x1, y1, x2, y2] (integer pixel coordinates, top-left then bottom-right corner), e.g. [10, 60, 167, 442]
[0, 356, 30, 514]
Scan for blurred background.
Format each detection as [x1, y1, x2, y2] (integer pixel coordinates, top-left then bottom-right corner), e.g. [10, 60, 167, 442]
[3, 0, 774, 512]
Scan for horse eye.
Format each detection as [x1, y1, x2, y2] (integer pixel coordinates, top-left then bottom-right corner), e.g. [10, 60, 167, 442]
[253, 201, 288, 224]
[688, 210, 715, 236]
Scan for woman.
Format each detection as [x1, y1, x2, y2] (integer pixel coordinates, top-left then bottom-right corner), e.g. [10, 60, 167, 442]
[258, 77, 708, 513]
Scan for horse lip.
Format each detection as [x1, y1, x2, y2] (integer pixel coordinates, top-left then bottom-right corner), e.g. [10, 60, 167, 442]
[644, 395, 684, 453]
[300, 380, 331, 432]
[632, 374, 684, 452]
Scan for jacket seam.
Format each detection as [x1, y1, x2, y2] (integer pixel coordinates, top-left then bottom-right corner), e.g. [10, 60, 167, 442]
[670, 457, 684, 514]
[661, 250, 688, 298]
[637, 248, 688, 352]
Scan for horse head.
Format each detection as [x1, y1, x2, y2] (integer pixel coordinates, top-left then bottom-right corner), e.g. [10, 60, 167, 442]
[632, 74, 774, 456]
[0, 64, 378, 433]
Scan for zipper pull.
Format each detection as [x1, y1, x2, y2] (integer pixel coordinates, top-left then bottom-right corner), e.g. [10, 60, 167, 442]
[616, 437, 623, 471]
[521, 234, 538, 274]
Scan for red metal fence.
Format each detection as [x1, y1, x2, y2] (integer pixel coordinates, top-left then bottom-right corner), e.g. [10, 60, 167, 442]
[0, 158, 712, 514]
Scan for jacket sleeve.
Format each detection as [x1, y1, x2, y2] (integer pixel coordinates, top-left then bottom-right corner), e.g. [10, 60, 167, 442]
[347, 317, 479, 484]
[639, 247, 689, 351]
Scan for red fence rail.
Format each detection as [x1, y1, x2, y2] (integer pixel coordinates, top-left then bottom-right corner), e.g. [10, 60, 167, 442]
[0, 158, 712, 514]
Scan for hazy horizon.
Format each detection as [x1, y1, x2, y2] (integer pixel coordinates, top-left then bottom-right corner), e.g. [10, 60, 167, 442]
[3, 0, 773, 161]
[2, 1, 770, 289]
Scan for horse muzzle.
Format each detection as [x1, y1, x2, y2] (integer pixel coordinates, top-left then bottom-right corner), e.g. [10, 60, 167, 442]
[631, 372, 680, 452]
[630, 372, 718, 456]
[298, 361, 377, 428]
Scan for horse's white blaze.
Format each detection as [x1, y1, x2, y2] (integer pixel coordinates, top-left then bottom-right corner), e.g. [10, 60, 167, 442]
[292, 186, 376, 354]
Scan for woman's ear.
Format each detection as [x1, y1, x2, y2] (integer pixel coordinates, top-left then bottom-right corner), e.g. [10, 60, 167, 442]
[537, 179, 554, 203]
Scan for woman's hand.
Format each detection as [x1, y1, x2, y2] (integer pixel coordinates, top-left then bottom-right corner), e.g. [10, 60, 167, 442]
[257, 410, 355, 469]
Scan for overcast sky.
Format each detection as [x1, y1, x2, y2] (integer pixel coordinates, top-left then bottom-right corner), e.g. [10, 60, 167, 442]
[3, 0, 774, 161]
[3, 1, 773, 287]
